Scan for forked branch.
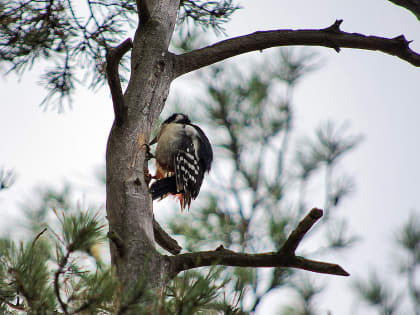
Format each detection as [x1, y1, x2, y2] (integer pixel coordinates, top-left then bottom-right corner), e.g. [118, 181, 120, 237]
[168, 208, 349, 278]
[279, 208, 323, 255]
[173, 19, 420, 77]
[106, 38, 133, 126]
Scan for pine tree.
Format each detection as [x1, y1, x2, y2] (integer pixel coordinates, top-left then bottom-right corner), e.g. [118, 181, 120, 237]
[354, 210, 420, 315]
[1, 0, 420, 313]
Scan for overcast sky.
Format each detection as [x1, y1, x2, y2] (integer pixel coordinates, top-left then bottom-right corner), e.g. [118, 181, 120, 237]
[1, 0, 419, 314]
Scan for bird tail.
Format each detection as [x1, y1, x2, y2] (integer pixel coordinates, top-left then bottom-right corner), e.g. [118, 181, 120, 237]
[150, 176, 179, 200]
[151, 177, 192, 211]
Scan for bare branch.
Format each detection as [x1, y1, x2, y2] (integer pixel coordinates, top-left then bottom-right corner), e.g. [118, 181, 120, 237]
[279, 208, 323, 255]
[153, 217, 182, 255]
[106, 38, 133, 126]
[31, 227, 48, 248]
[288, 256, 349, 276]
[54, 251, 71, 315]
[173, 20, 420, 77]
[388, 0, 420, 21]
[168, 209, 349, 278]
[0, 168, 16, 190]
[0, 295, 25, 311]
[108, 219, 182, 255]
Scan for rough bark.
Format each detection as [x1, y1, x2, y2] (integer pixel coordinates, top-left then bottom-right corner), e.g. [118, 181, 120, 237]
[106, 0, 180, 289]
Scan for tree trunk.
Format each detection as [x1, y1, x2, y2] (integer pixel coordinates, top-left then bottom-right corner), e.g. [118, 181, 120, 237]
[106, 0, 180, 289]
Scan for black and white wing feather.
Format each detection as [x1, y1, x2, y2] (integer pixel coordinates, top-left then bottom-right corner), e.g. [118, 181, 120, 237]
[150, 114, 213, 210]
[174, 141, 204, 209]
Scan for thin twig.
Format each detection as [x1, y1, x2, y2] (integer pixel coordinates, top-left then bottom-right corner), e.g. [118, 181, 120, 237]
[279, 208, 323, 255]
[0, 295, 25, 311]
[54, 251, 71, 315]
[31, 227, 48, 248]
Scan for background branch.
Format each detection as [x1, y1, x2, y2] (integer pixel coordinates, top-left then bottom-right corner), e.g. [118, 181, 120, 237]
[168, 209, 349, 278]
[388, 0, 420, 21]
[174, 20, 420, 77]
[106, 38, 133, 126]
[280, 208, 323, 255]
[153, 217, 182, 255]
[54, 251, 71, 315]
[0, 296, 25, 311]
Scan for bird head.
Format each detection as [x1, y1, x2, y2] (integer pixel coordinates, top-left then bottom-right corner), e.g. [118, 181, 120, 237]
[149, 113, 191, 145]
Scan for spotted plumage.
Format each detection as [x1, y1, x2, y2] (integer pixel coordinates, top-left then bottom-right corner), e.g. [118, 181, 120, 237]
[149, 113, 213, 210]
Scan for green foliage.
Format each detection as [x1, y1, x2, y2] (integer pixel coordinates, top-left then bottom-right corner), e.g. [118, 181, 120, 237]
[0, 0, 72, 67]
[354, 272, 401, 315]
[396, 211, 420, 314]
[274, 49, 321, 86]
[56, 210, 105, 253]
[178, 0, 241, 34]
[165, 269, 230, 314]
[22, 185, 73, 234]
[68, 268, 119, 314]
[169, 195, 239, 251]
[1, 185, 245, 314]
[0, 205, 117, 314]
[280, 275, 324, 315]
[325, 219, 359, 250]
[0, 237, 56, 313]
[0, 0, 240, 110]
[0, 0, 135, 109]
[396, 211, 420, 259]
[311, 121, 361, 167]
[0, 168, 15, 191]
[354, 211, 420, 315]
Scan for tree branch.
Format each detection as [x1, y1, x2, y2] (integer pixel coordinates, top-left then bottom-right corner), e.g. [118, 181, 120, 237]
[153, 216, 182, 255]
[54, 251, 71, 315]
[31, 227, 48, 248]
[106, 38, 133, 126]
[279, 208, 323, 255]
[0, 295, 25, 311]
[168, 208, 349, 278]
[288, 256, 349, 275]
[388, 0, 420, 21]
[173, 20, 420, 77]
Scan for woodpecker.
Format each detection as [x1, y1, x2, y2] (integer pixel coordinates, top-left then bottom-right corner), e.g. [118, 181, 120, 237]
[149, 113, 213, 210]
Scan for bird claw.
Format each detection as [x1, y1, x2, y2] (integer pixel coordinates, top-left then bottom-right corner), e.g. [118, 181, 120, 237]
[142, 144, 155, 160]
[144, 171, 152, 185]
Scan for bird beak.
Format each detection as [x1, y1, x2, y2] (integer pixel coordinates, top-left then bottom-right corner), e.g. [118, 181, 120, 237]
[149, 135, 158, 145]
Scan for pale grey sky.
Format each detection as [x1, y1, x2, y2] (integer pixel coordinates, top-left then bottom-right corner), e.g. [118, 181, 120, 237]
[1, 1, 419, 314]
